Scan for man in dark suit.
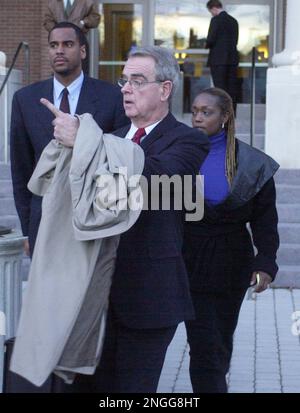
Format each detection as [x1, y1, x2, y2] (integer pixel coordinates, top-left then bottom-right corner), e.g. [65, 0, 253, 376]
[10, 22, 129, 256]
[41, 45, 209, 392]
[206, 0, 239, 112]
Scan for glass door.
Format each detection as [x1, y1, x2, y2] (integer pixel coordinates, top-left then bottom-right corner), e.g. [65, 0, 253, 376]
[98, 0, 151, 84]
[226, 0, 274, 103]
[154, 0, 211, 112]
[95, 0, 277, 108]
[153, 0, 275, 109]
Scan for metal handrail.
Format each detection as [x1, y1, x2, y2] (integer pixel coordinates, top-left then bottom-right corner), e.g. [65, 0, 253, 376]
[0, 42, 30, 96]
[250, 47, 257, 147]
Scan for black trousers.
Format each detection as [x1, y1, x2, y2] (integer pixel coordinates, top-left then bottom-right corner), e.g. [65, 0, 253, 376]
[185, 288, 247, 393]
[210, 65, 238, 113]
[68, 307, 177, 393]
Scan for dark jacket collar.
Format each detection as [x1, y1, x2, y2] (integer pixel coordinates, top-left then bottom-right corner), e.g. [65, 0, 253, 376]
[75, 75, 100, 116]
[37, 79, 55, 139]
[205, 140, 279, 214]
[221, 140, 279, 210]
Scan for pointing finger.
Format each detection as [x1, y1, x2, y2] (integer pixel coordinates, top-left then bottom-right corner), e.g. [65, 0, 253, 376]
[40, 98, 61, 117]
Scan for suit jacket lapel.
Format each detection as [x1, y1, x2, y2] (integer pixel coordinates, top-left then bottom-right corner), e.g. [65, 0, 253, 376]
[70, 0, 77, 14]
[141, 112, 178, 152]
[75, 76, 99, 117]
[37, 79, 56, 141]
[113, 112, 178, 145]
[113, 124, 131, 138]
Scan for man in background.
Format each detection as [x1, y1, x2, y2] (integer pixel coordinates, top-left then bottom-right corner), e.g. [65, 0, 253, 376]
[206, 0, 239, 113]
[43, 0, 100, 33]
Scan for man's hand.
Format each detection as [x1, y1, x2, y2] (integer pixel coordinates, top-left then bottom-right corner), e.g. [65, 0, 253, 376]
[251, 271, 272, 293]
[24, 239, 30, 257]
[40, 98, 79, 147]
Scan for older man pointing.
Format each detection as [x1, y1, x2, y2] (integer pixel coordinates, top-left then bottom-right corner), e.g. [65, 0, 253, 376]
[41, 46, 209, 393]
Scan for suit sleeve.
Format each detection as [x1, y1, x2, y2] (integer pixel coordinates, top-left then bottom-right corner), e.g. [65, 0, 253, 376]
[206, 17, 218, 48]
[143, 130, 209, 179]
[250, 178, 279, 280]
[83, 3, 101, 29]
[43, 5, 56, 32]
[10, 93, 35, 236]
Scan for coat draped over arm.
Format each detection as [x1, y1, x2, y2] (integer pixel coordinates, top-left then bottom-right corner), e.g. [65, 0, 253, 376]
[10, 114, 144, 386]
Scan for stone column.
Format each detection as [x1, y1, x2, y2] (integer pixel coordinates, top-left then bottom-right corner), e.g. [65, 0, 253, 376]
[0, 231, 26, 392]
[265, 0, 300, 168]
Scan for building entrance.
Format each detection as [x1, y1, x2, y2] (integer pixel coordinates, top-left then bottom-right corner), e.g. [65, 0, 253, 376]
[96, 0, 279, 113]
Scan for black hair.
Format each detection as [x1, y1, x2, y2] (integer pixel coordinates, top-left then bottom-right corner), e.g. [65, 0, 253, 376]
[48, 22, 86, 46]
[206, 0, 223, 10]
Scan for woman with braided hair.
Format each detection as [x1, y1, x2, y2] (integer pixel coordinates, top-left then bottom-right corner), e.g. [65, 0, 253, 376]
[183, 87, 280, 393]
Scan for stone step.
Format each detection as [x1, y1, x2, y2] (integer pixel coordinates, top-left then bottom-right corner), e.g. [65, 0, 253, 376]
[277, 243, 300, 266]
[0, 162, 11, 180]
[0, 215, 20, 230]
[0, 198, 17, 215]
[276, 184, 300, 204]
[272, 265, 300, 288]
[279, 223, 300, 244]
[275, 169, 300, 186]
[0, 179, 13, 198]
[277, 204, 300, 223]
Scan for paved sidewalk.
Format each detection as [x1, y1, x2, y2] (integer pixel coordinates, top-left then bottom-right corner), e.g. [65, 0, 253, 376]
[158, 288, 300, 393]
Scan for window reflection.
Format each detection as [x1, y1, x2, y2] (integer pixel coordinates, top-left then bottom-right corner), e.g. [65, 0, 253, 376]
[154, 0, 209, 49]
[227, 5, 270, 62]
[227, 5, 270, 104]
[97, 1, 271, 108]
[154, 0, 270, 109]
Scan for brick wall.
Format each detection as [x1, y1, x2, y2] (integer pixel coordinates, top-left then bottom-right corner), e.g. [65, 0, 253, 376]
[0, 0, 51, 85]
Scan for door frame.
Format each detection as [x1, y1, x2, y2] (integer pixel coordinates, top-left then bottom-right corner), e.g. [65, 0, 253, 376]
[90, 0, 155, 77]
[97, 0, 154, 46]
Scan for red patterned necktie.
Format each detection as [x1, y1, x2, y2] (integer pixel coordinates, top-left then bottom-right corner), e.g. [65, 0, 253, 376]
[132, 128, 146, 145]
[59, 88, 70, 114]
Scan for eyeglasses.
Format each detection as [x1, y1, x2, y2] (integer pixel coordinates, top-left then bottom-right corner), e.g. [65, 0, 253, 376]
[117, 78, 162, 89]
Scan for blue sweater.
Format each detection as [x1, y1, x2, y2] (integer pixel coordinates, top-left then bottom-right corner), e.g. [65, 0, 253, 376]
[200, 130, 229, 206]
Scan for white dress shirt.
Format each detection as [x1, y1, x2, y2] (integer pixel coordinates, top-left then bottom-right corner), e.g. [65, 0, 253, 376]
[53, 71, 84, 116]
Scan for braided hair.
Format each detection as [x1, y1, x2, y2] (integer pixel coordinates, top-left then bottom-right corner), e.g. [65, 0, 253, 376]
[196, 87, 236, 186]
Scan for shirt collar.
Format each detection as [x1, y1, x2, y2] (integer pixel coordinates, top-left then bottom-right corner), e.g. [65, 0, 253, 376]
[53, 71, 84, 101]
[125, 120, 162, 140]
